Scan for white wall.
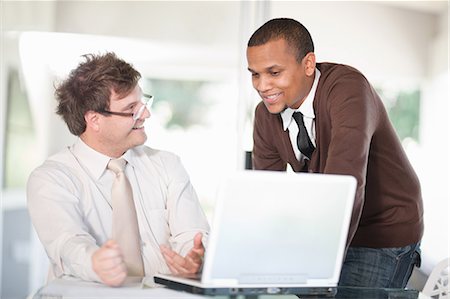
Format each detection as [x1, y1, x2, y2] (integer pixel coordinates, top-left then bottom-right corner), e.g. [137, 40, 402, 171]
[1, 3, 57, 296]
[1, 1, 57, 177]
[417, 8, 449, 274]
[271, 1, 436, 85]
[54, 1, 240, 47]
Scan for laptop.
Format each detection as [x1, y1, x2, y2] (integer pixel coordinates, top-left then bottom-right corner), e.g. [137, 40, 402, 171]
[154, 170, 357, 296]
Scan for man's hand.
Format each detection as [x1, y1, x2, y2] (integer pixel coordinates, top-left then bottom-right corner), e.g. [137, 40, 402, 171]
[160, 232, 205, 275]
[92, 240, 127, 287]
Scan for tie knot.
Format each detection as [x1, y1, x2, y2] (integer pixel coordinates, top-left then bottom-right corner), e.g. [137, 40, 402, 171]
[108, 158, 127, 175]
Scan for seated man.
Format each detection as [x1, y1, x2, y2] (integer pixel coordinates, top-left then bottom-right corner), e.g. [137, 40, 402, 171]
[27, 52, 209, 287]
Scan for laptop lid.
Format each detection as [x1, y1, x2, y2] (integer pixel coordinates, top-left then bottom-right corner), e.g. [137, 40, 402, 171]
[154, 171, 356, 295]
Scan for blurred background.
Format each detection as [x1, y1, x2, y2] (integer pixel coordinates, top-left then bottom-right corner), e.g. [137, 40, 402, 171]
[1, 1, 448, 298]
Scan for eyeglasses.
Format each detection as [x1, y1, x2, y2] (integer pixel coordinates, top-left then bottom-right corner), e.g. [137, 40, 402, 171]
[100, 94, 153, 121]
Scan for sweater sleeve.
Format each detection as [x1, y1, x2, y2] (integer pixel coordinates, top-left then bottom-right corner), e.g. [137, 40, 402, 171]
[322, 72, 379, 245]
[252, 102, 287, 171]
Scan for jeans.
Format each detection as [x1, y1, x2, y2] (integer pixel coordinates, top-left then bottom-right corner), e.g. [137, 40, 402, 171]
[338, 243, 421, 288]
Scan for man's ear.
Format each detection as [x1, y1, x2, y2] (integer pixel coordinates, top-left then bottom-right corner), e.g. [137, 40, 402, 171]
[303, 52, 316, 77]
[84, 111, 100, 132]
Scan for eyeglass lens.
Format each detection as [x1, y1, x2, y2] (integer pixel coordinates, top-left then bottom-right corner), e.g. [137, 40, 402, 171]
[132, 94, 153, 121]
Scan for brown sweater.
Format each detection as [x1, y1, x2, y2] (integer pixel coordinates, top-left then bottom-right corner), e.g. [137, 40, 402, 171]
[253, 63, 423, 248]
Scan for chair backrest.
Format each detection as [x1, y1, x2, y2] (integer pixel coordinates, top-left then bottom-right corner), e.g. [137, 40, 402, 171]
[422, 258, 449, 299]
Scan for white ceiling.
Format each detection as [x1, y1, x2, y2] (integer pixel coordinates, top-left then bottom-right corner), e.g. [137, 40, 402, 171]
[380, 0, 448, 15]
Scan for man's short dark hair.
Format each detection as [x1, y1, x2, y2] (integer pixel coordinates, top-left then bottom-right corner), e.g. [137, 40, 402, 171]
[248, 18, 314, 62]
[55, 52, 141, 136]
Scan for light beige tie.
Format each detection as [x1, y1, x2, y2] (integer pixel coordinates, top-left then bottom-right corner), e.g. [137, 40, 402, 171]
[108, 158, 144, 277]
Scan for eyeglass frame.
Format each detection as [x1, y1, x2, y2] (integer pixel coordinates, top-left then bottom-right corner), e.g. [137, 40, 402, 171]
[99, 93, 153, 121]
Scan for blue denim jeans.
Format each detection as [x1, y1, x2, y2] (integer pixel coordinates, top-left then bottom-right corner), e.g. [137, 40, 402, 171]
[338, 243, 421, 288]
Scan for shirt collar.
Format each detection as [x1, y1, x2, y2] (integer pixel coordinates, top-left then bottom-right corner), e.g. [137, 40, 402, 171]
[281, 68, 321, 131]
[71, 138, 140, 180]
[122, 146, 142, 169]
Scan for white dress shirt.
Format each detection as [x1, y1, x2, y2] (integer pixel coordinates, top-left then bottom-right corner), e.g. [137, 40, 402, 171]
[281, 68, 321, 161]
[27, 138, 210, 282]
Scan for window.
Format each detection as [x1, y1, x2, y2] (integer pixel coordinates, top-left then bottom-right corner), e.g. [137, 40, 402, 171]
[3, 69, 38, 188]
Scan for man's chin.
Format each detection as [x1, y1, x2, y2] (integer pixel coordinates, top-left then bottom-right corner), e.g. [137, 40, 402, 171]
[264, 102, 285, 114]
[139, 134, 148, 145]
[131, 132, 147, 147]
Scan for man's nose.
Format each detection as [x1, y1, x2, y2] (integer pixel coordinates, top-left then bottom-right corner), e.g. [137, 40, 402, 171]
[255, 76, 272, 92]
[142, 106, 151, 119]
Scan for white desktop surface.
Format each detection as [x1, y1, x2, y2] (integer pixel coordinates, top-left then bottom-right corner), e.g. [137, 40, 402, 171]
[34, 278, 207, 299]
[33, 277, 429, 299]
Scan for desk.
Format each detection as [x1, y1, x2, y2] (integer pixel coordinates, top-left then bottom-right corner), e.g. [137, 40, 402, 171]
[33, 278, 424, 299]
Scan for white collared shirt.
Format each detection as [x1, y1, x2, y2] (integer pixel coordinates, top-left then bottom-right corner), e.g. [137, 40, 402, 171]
[27, 138, 209, 282]
[280, 68, 321, 161]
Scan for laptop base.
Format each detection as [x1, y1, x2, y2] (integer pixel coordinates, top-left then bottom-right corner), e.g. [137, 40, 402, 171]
[154, 276, 337, 297]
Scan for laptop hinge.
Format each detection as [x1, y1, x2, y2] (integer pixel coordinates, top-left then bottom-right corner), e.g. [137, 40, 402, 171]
[238, 274, 308, 284]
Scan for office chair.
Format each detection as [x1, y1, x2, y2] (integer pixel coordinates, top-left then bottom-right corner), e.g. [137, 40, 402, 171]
[422, 258, 449, 299]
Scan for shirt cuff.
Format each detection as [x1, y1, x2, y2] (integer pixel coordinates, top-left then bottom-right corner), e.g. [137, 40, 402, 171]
[84, 245, 102, 283]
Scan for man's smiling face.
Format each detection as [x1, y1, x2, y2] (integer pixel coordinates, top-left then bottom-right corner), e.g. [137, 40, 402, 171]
[247, 38, 314, 114]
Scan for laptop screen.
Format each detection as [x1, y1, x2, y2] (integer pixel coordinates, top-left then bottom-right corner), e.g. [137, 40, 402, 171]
[202, 171, 356, 287]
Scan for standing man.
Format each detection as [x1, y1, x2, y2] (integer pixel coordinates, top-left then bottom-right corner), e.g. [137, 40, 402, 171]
[247, 18, 423, 288]
[27, 52, 209, 287]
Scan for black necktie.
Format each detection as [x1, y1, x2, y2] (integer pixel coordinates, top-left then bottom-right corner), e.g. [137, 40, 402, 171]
[292, 112, 315, 159]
